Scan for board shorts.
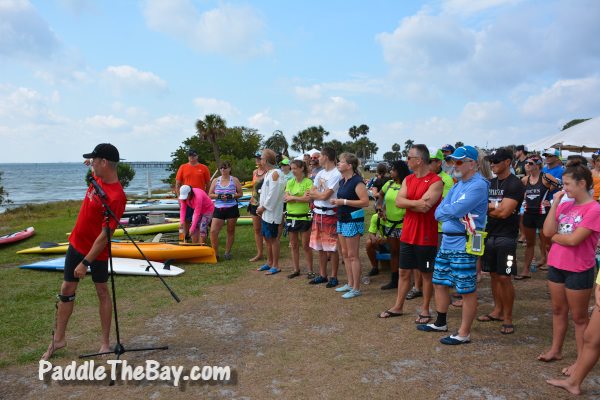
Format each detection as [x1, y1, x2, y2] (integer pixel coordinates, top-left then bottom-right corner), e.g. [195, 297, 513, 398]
[310, 213, 338, 252]
[337, 221, 364, 238]
[482, 236, 518, 276]
[523, 213, 547, 230]
[547, 266, 595, 290]
[399, 242, 437, 273]
[213, 205, 240, 220]
[286, 219, 312, 233]
[261, 220, 279, 239]
[64, 244, 108, 283]
[192, 213, 212, 236]
[432, 249, 478, 294]
[384, 227, 402, 239]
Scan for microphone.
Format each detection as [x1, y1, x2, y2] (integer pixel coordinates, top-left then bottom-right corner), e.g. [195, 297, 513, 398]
[88, 175, 107, 199]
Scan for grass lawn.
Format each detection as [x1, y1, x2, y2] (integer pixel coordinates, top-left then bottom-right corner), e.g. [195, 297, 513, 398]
[1, 200, 599, 399]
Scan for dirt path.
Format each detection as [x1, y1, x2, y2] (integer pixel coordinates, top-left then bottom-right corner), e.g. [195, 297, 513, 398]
[2, 256, 599, 399]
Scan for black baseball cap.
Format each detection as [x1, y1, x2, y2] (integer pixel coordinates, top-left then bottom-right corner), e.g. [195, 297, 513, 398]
[515, 145, 528, 153]
[83, 143, 120, 162]
[485, 148, 513, 163]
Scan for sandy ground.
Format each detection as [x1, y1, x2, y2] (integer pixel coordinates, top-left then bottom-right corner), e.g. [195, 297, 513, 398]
[1, 254, 600, 399]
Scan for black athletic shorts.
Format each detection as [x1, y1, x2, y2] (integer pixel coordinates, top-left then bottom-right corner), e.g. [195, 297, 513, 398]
[482, 236, 518, 276]
[213, 205, 240, 220]
[523, 213, 547, 230]
[64, 244, 109, 283]
[247, 204, 258, 216]
[286, 219, 312, 233]
[185, 206, 194, 222]
[399, 242, 437, 273]
[547, 266, 595, 290]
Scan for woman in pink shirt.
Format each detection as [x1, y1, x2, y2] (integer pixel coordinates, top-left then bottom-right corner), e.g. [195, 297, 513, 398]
[538, 161, 600, 375]
[179, 184, 215, 244]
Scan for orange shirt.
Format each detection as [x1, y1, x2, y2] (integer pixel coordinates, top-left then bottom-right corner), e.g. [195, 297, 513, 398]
[593, 175, 600, 201]
[176, 163, 210, 191]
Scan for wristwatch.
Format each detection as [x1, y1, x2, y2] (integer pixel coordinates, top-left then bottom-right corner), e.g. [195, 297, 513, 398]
[82, 259, 92, 267]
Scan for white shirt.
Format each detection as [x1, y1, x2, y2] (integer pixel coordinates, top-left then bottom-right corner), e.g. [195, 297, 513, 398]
[259, 168, 286, 224]
[313, 167, 342, 215]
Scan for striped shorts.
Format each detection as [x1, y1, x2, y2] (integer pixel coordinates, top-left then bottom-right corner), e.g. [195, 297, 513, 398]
[432, 249, 478, 294]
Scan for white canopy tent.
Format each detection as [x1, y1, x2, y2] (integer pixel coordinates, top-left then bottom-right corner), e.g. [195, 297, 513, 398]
[526, 117, 600, 153]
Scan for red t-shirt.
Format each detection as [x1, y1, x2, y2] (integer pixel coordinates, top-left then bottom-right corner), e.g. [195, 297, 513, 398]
[399, 172, 442, 246]
[176, 163, 210, 191]
[69, 177, 127, 261]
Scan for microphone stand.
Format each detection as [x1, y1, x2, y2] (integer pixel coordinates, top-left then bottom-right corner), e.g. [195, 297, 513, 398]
[79, 184, 180, 385]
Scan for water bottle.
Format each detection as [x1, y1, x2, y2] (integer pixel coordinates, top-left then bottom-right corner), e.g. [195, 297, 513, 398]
[179, 226, 185, 243]
[361, 274, 370, 285]
[530, 260, 537, 273]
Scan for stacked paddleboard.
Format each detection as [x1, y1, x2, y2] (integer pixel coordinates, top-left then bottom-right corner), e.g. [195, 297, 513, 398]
[19, 257, 184, 277]
[17, 241, 217, 264]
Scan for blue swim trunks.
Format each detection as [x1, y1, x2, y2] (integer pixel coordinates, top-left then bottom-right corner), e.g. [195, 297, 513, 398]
[432, 249, 478, 294]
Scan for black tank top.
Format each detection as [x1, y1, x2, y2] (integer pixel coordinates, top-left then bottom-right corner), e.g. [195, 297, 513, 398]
[524, 174, 550, 215]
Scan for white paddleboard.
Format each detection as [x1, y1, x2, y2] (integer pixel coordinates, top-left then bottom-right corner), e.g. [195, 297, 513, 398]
[19, 257, 184, 277]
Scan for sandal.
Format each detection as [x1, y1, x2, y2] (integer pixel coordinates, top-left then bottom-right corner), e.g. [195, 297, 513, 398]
[414, 314, 432, 324]
[287, 271, 300, 279]
[477, 314, 504, 322]
[514, 275, 531, 280]
[500, 324, 515, 335]
[378, 309, 404, 319]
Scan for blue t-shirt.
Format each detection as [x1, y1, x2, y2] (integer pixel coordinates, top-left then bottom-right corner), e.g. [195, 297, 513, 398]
[542, 164, 564, 183]
[435, 172, 489, 251]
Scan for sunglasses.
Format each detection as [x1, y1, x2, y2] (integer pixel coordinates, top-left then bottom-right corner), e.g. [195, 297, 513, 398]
[220, 166, 230, 169]
[454, 159, 474, 166]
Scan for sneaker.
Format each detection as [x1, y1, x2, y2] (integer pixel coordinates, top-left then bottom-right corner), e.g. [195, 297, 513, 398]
[440, 333, 471, 345]
[306, 272, 317, 279]
[342, 289, 362, 299]
[223, 252, 232, 260]
[325, 277, 339, 288]
[406, 287, 423, 300]
[335, 283, 352, 292]
[257, 264, 270, 271]
[309, 276, 328, 285]
[416, 323, 448, 332]
[368, 267, 379, 276]
[287, 271, 300, 279]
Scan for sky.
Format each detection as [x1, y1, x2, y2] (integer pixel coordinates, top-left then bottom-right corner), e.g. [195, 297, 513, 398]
[1, 0, 599, 163]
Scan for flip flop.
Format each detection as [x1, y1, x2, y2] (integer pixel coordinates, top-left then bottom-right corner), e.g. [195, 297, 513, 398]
[414, 314, 432, 324]
[514, 275, 531, 280]
[265, 267, 281, 275]
[500, 324, 515, 335]
[477, 314, 504, 322]
[378, 310, 403, 319]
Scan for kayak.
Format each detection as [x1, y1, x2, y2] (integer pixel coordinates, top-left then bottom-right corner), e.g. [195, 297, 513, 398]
[0, 227, 35, 245]
[18, 241, 216, 264]
[19, 257, 185, 277]
[65, 222, 180, 238]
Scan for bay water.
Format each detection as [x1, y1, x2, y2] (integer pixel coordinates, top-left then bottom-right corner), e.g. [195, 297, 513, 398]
[0, 163, 172, 213]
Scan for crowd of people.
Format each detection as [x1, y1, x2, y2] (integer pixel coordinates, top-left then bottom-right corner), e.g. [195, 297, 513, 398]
[44, 140, 600, 395]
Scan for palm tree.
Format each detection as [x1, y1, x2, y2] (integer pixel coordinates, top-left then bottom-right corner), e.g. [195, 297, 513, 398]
[264, 130, 289, 156]
[196, 114, 227, 166]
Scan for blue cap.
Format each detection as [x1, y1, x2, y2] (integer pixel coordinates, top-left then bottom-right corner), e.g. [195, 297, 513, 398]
[449, 145, 478, 161]
[542, 147, 561, 157]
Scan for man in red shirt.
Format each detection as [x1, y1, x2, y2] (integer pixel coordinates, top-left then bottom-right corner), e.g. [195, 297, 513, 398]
[176, 149, 210, 238]
[379, 144, 443, 322]
[42, 143, 127, 360]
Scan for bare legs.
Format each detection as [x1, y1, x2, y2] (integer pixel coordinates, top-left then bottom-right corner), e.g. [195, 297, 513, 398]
[42, 281, 112, 360]
[249, 214, 264, 262]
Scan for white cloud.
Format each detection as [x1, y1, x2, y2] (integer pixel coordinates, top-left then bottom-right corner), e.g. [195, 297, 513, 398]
[142, 0, 272, 59]
[104, 65, 168, 94]
[248, 110, 280, 132]
[0, 0, 60, 59]
[0, 85, 64, 124]
[193, 97, 239, 119]
[293, 78, 386, 101]
[57, 0, 96, 15]
[377, 13, 475, 70]
[84, 115, 128, 129]
[442, 0, 523, 16]
[306, 96, 358, 126]
[294, 85, 322, 101]
[521, 76, 600, 119]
